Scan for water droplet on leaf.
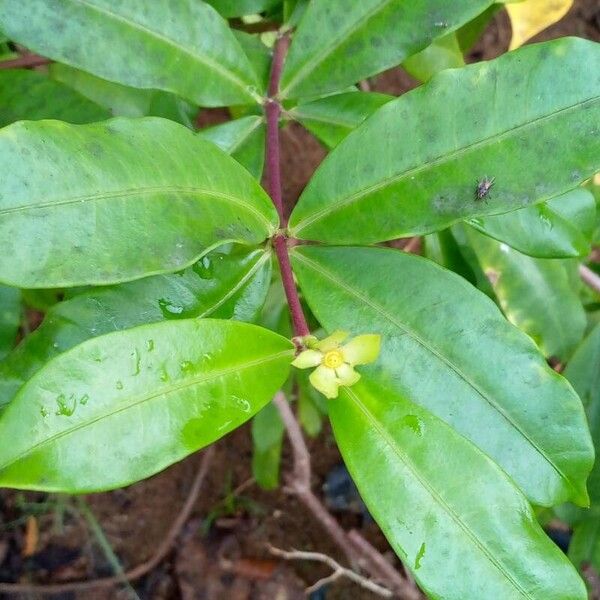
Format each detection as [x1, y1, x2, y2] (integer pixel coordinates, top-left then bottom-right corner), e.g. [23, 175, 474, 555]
[158, 298, 184, 318]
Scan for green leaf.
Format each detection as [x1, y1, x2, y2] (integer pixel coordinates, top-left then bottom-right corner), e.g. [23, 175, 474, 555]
[456, 4, 501, 52]
[468, 189, 596, 258]
[291, 245, 593, 506]
[403, 33, 465, 83]
[279, 0, 494, 99]
[297, 370, 326, 436]
[0, 118, 277, 288]
[0, 245, 271, 409]
[565, 324, 600, 502]
[423, 229, 478, 285]
[51, 63, 197, 127]
[0, 0, 261, 107]
[252, 399, 284, 490]
[50, 63, 154, 117]
[0, 319, 293, 492]
[288, 38, 600, 243]
[205, 0, 281, 18]
[0, 69, 109, 127]
[0, 284, 20, 359]
[233, 31, 272, 96]
[201, 116, 266, 179]
[466, 228, 587, 359]
[290, 92, 393, 149]
[568, 511, 600, 573]
[331, 378, 586, 600]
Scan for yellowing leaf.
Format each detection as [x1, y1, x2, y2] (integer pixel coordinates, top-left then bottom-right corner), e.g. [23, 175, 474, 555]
[507, 0, 573, 50]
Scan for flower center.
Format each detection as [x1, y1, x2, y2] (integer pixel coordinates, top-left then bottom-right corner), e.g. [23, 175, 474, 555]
[323, 349, 344, 369]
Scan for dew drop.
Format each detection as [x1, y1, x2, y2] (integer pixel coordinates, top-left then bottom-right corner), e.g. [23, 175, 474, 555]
[179, 360, 194, 374]
[55, 394, 77, 416]
[158, 298, 184, 318]
[193, 255, 213, 279]
[233, 396, 251, 413]
[131, 348, 141, 375]
[401, 415, 423, 436]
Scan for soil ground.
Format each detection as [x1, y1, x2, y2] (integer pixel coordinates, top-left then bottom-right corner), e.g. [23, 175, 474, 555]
[1, 2, 599, 599]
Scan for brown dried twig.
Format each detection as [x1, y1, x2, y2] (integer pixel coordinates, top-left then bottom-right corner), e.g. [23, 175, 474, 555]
[273, 392, 422, 600]
[269, 544, 393, 597]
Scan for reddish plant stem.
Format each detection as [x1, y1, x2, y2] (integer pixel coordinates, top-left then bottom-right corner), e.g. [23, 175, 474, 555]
[274, 235, 310, 337]
[0, 53, 50, 69]
[265, 34, 310, 338]
[265, 34, 289, 225]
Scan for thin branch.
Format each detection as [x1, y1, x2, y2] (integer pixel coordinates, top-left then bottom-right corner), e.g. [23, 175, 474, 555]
[273, 392, 355, 564]
[0, 53, 51, 70]
[265, 33, 289, 224]
[268, 545, 393, 598]
[273, 393, 422, 599]
[580, 264, 600, 295]
[0, 447, 215, 595]
[264, 34, 310, 338]
[348, 530, 421, 600]
[274, 235, 310, 337]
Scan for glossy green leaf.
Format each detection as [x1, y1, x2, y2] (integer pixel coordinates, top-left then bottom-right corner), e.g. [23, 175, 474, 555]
[290, 92, 393, 149]
[456, 4, 502, 52]
[252, 400, 284, 490]
[0, 0, 261, 107]
[0, 319, 293, 492]
[291, 245, 593, 506]
[205, 0, 280, 18]
[403, 33, 465, 83]
[423, 229, 478, 285]
[469, 189, 596, 258]
[51, 63, 196, 127]
[467, 228, 586, 359]
[565, 324, 600, 502]
[297, 370, 326, 436]
[0, 284, 20, 359]
[0, 69, 109, 127]
[0, 118, 277, 288]
[0, 245, 271, 410]
[201, 116, 266, 179]
[233, 31, 271, 96]
[50, 63, 154, 117]
[279, 0, 494, 99]
[568, 510, 600, 573]
[331, 378, 586, 599]
[289, 38, 600, 243]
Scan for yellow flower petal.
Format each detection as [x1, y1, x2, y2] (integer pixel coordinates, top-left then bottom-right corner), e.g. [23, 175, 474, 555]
[292, 349, 323, 369]
[309, 365, 339, 399]
[342, 334, 381, 366]
[315, 330, 349, 352]
[335, 363, 361, 387]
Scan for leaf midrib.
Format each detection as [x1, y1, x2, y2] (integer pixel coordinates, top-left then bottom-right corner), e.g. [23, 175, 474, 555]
[344, 386, 531, 599]
[295, 251, 574, 493]
[291, 96, 600, 235]
[0, 348, 292, 471]
[0, 186, 272, 231]
[70, 0, 255, 98]
[280, 0, 391, 97]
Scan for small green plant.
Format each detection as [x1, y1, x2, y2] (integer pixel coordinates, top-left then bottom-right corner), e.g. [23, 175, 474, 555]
[0, 1, 599, 598]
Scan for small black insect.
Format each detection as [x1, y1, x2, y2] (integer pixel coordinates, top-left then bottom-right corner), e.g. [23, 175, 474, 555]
[475, 176, 495, 201]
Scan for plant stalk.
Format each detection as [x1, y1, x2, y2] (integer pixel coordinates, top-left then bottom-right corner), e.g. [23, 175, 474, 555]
[265, 34, 310, 338]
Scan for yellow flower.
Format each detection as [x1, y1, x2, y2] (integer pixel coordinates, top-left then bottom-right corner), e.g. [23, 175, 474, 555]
[292, 331, 381, 399]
